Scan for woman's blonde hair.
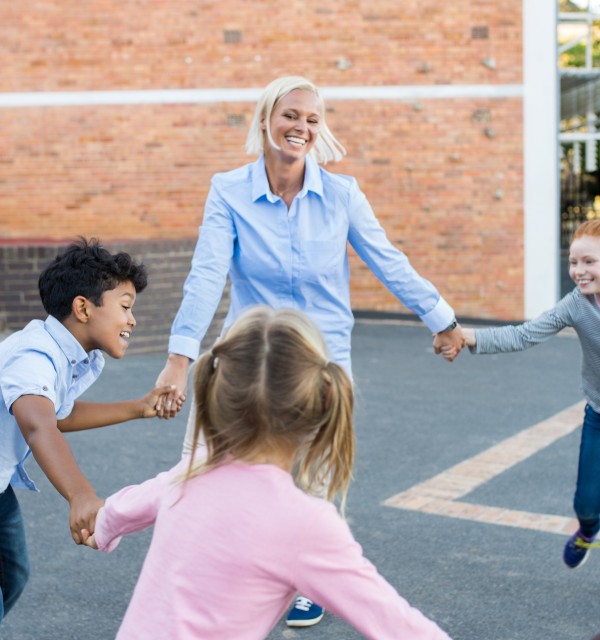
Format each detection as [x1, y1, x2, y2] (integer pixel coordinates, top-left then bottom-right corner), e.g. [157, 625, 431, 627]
[245, 76, 346, 165]
[185, 306, 355, 510]
[573, 219, 600, 240]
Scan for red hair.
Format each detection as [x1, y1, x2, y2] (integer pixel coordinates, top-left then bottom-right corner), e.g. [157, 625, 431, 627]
[573, 219, 600, 240]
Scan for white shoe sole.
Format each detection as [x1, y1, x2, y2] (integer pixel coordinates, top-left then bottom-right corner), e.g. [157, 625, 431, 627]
[286, 612, 324, 627]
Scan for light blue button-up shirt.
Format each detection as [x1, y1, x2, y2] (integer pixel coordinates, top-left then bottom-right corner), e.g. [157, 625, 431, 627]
[0, 316, 104, 493]
[169, 155, 454, 373]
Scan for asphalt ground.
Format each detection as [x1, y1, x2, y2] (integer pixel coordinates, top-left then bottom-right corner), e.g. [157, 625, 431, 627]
[0, 320, 597, 640]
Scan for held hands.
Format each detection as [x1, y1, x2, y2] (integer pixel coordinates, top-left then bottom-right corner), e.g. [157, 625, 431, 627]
[81, 528, 99, 550]
[68, 492, 104, 545]
[140, 384, 184, 419]
[154, 354, 190, 419]
[432, 322, 466, 362]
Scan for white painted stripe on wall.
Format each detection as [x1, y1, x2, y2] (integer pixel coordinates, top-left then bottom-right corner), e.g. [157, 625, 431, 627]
[0, 84, 523, 108]
[523, 1, 560, 318]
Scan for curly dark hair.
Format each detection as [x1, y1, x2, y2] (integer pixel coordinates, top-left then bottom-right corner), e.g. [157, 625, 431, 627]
[38, 237, 148, 320]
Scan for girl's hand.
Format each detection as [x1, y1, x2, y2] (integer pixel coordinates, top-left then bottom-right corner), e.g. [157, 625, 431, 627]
[462, 328, 477, 348]
[81, 528, 99, 550]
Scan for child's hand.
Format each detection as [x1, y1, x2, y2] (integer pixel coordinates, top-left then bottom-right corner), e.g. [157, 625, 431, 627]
[81, 528, 99, 550]
[69, 492, 104, 544]
[141, 385, 185, 419]
[462, 328, 477, 348]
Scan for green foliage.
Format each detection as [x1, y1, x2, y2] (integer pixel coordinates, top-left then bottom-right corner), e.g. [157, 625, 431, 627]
[560, 39, 600, 68]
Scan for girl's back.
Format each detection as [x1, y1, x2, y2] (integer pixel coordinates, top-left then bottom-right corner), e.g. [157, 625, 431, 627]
[100, 457, 448, 640]
[116, 459, 318, 639]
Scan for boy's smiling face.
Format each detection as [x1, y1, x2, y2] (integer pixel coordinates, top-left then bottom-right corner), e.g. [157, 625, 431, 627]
[79, 281, 137, 358]
[569, 234, 600, 297]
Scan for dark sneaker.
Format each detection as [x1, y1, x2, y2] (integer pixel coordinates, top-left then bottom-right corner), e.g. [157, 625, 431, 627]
[563, 530, 596, 569]
[286, 597, 324, 627]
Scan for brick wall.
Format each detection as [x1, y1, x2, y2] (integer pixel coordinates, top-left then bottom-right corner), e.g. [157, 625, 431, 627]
[0, 1, 521, 91]
[0, 1, 526, 347]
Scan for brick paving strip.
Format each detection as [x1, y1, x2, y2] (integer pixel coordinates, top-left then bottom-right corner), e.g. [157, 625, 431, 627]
[384, 401, 586, 536]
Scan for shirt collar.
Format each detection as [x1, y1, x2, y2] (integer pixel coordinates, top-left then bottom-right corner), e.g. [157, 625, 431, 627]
[44, 315, 100, 366]
[251, 154, 324, 203]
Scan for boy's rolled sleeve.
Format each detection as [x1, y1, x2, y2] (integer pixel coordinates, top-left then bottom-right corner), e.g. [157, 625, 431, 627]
[0, 351, 58, 414]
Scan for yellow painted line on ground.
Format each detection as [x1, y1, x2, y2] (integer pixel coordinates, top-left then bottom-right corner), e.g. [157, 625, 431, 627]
[384, 401, 586, 536]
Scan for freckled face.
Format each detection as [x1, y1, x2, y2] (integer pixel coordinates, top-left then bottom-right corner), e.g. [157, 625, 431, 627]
[263, 89, 321, 161]
[569, 235, 600, 297]
[83, 281, 137, 358]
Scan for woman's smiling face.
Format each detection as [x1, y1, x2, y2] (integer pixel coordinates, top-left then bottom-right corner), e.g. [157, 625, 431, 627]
[264, 89, 321, 161]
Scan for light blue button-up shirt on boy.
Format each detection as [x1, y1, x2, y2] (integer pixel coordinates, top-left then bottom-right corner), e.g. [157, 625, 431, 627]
[169, 155, 454, 373]
[0, 316, 104, 493]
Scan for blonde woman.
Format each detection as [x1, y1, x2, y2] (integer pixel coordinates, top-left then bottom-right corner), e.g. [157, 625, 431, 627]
[155, 75, 464, 626]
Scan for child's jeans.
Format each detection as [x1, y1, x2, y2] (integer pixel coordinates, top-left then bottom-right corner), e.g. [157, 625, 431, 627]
[574, 404, 600, 538]
[0, 485, 29, 622]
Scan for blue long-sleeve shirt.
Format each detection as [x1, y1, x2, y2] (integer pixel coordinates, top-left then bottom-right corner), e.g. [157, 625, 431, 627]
[169, 155, 454, 373]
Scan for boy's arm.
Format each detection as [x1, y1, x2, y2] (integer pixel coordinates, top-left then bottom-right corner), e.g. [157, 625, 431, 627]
[11, 394, 103, 544]
[57, 384, 179, 432]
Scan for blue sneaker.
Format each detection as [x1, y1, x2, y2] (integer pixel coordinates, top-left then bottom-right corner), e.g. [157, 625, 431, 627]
[286, 596, 324, 627]
[563, 530, 596, 569]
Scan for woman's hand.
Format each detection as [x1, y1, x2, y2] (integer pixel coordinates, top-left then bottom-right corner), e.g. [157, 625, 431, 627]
[154, 354, 190, 418]
[432, 323, 466, 362]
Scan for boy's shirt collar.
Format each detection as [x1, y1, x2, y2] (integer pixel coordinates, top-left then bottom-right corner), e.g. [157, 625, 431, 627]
[44, 315, 103, 368]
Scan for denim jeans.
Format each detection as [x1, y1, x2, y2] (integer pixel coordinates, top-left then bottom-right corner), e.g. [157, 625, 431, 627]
[0, 485, 29, 622]
[574, 404, 600, 538]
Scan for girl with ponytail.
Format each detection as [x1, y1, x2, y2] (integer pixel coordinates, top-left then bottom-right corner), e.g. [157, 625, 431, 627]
[82, 307, 451, 640]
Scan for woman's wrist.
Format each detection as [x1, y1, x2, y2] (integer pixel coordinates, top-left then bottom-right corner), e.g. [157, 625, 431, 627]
[167, 353, 192, 368]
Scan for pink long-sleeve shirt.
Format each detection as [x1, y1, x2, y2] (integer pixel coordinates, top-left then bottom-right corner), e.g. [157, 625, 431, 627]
[95, 459, 452, 639]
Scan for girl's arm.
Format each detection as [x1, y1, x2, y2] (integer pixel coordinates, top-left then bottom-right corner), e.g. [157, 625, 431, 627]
[463, 328, 477, 347]
[294, 504, 452, 640]
[472, 302, 570, 355]
[57, 385, 179, 432]
[91, 459, 188, 552]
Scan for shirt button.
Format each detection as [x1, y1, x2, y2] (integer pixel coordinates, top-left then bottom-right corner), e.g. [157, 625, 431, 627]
[72, 374, 78, 379]
[71, 359, 76, 365]
[42, 386, 48, 391]
[83, 359, 89, 365]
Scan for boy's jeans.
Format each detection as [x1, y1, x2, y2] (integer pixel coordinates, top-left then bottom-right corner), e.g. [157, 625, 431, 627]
[574, 404, 600, 539]
[0, 486, 29, 622]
